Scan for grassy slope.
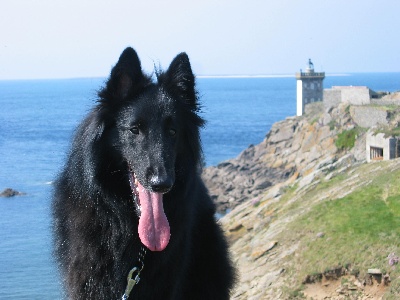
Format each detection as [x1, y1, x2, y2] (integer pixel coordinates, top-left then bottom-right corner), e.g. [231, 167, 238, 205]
[279, 161, 400, 298]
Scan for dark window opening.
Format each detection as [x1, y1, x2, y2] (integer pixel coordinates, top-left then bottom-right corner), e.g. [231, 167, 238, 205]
[370, 146, 383, 160]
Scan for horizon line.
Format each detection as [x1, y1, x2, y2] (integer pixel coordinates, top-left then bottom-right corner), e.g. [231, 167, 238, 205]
[197, 73, 352, 79]
[2, 71, 400, 81]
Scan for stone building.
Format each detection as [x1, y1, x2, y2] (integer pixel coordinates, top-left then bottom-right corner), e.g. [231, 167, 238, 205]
[294, 62, 400, 163]
[323, 86, 373, 108]
[366, 131, 400, 162]
[295, 59, 325, 116]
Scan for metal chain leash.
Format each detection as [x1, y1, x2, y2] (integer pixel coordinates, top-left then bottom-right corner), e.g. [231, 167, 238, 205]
[121, 246, 147, 300]
[121, 175, 148, 299]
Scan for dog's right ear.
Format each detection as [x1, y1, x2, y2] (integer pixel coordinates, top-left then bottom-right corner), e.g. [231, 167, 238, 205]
[100, 47, 148, 101]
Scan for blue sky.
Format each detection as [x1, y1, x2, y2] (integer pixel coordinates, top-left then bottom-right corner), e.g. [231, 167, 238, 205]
[0, 0, 399, 80]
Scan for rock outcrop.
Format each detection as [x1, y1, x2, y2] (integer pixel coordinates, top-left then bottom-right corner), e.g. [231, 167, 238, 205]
[203, 102, 367, 215]
[0, 188, 26, 197]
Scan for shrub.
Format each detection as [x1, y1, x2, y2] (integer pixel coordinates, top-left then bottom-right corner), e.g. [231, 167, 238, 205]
[328, 120, 336, 131]
[335, 128, 358, 150]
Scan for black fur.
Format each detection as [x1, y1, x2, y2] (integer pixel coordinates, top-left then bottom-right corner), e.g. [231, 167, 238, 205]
[52, 47, 235, 299]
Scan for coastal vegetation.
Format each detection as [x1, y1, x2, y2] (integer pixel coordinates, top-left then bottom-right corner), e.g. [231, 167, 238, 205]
[281, 162, 400, 299]
[335, 127, 366, 151]
[335, 128, 358, 150]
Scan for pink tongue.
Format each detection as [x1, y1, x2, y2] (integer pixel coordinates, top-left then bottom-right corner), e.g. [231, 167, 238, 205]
[137, 181, 170, 251]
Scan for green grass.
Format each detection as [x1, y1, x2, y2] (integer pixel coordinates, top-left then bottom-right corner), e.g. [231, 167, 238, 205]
[328, 119, 336, 131]
[374, 125, 400, 138]
[299, 193, 400, 268]
[335, 128, 358, 150]
[282, 165, 400, 298]
[310, 117, 319, 125]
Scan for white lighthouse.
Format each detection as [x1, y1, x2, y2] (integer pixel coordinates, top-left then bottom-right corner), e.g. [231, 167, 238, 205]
[295, 59, 325, 116]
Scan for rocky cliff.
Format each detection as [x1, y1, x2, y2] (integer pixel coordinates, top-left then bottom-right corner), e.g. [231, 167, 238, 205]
[203, 94, 400, 299]
[203, 102, 367, 215]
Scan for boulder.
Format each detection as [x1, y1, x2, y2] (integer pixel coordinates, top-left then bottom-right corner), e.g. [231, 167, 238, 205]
[0, 188, 26, 197]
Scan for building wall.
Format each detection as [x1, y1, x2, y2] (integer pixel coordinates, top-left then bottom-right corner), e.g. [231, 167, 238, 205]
[389, 139, 397, 159]
[371, 98, 400, 106]
[351, 106, 389, 128]
[296, 76, 324, 116]
[296, 80, 303, 116]
[302, 78, 323, 104]
[332, 86, 371, 105]
[323, 89, 342, 109]
[365, 131, 399, 162]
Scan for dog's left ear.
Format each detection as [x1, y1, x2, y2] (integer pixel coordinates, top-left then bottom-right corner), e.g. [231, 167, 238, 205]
[163, 53, 198, 110]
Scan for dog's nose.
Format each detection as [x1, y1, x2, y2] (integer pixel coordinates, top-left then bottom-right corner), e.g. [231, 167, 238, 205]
[150, 175, 173, 194]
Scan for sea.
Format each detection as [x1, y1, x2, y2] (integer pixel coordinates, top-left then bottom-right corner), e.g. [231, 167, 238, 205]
[0, 73, 399, 299]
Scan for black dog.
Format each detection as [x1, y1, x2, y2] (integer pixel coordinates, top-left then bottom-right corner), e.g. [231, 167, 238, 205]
[52, 47, 235, 299]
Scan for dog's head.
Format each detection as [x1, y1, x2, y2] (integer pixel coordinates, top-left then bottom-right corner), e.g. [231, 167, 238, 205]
[96, 47, 204, 251]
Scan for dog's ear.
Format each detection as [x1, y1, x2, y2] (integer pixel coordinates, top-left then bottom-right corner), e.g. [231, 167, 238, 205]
[163, 53, 198, 110]
[100, 47, 148, 101]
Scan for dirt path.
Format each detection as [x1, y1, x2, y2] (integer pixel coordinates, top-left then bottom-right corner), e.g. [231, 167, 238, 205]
[304, 274, 387, 300]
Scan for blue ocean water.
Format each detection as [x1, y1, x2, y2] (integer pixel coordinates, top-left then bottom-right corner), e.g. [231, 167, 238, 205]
[0, 73, 399, 299]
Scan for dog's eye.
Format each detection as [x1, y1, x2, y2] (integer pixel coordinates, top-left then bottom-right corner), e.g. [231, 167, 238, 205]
[169, 128, 176, 136]
[130, 126, 140, 135]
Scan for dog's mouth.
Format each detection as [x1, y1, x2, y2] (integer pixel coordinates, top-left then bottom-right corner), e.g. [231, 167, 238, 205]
[128, 171, 170, 252]
[128, 173, 142, 214]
